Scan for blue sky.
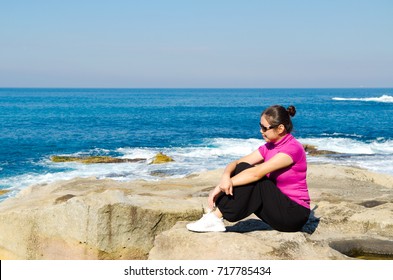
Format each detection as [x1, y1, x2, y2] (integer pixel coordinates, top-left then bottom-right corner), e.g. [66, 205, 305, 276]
[1, 0, 392, 88]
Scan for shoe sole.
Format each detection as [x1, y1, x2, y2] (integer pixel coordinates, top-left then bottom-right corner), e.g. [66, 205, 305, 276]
[186, 225, 226, 232]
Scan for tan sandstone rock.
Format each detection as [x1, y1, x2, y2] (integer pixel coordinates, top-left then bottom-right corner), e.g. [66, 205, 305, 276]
[0, 164, 393, 260]
[0, 171, 219, 260]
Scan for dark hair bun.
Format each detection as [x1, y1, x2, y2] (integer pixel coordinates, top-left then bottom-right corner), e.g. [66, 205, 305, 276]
[287, 105, 296, 117]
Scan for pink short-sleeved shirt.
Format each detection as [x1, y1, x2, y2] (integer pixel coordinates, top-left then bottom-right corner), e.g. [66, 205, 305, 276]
[258, 133, 310, 209]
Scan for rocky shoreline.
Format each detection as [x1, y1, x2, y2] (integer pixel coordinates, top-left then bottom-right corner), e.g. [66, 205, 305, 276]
[0, 163, 393, 260]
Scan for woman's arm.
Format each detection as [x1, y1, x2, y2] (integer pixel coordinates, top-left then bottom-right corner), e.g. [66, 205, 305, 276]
[223, 149, 265, 177]
[230, 152, 293, 187]
[217, 150, 265, 196]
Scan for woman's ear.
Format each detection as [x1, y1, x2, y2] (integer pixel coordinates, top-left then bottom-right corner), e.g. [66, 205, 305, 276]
[277, 124, 286, 134]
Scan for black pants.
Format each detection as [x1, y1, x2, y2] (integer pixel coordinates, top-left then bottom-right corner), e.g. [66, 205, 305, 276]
[216, 162, 310, 232]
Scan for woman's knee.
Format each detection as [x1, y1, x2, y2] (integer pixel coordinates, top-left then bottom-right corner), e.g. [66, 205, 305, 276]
[234, 162, 254, 175]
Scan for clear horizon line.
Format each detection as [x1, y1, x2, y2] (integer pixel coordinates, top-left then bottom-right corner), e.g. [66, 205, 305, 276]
[1, 86, 393, 90]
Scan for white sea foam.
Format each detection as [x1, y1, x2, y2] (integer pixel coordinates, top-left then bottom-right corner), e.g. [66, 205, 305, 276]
[0, 138, 263, 198]
[332, 95, 393, 103]
[2, 137, 393, 200]
[299, 137, 393, 175]
[299, 137, 393, 154]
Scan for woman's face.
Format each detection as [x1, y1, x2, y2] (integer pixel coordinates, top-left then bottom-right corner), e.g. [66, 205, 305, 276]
[260, 114, 281, 143]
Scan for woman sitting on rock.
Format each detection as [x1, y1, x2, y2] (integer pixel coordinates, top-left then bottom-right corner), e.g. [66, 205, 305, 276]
[187, 105, 310, 233]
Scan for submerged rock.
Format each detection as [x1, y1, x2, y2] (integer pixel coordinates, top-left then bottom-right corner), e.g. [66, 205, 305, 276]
[50, 155, 145, 164]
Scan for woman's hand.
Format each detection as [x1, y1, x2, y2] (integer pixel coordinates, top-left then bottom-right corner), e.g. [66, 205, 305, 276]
[218, 176, 233, 196]
[208, 185, 222, 209]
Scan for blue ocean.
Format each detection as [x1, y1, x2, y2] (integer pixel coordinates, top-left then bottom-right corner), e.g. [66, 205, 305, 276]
[1, 88, 393, 201]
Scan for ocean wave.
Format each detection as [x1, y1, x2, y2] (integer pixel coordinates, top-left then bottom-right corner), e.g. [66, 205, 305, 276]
[63, 148, 112, 157]
[118, 138, 262, 161]
[299, 137, 393, 155]
[320, 132, 364, 139]
[332, 95, 393, 103]
[299, 137, 393, 175]
[0, 138, 263, 198]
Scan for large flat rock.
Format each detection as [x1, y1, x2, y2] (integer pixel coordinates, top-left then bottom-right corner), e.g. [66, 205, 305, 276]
[0, 164, 393, 260]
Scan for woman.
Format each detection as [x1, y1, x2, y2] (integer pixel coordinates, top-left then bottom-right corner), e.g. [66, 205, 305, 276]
[187, 105, 310, 233]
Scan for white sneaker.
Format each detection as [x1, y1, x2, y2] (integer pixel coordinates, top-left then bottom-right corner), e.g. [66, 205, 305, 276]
[186, 212, 226, 232]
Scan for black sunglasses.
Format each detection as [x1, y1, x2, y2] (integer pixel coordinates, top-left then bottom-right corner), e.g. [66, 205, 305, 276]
[259, 123, 277, 132]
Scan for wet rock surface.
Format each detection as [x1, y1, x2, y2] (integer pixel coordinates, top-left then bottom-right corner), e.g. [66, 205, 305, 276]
[149, 152, 175, 164]
[302, 144, 340, 156]
[51, 155, 145, 164]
